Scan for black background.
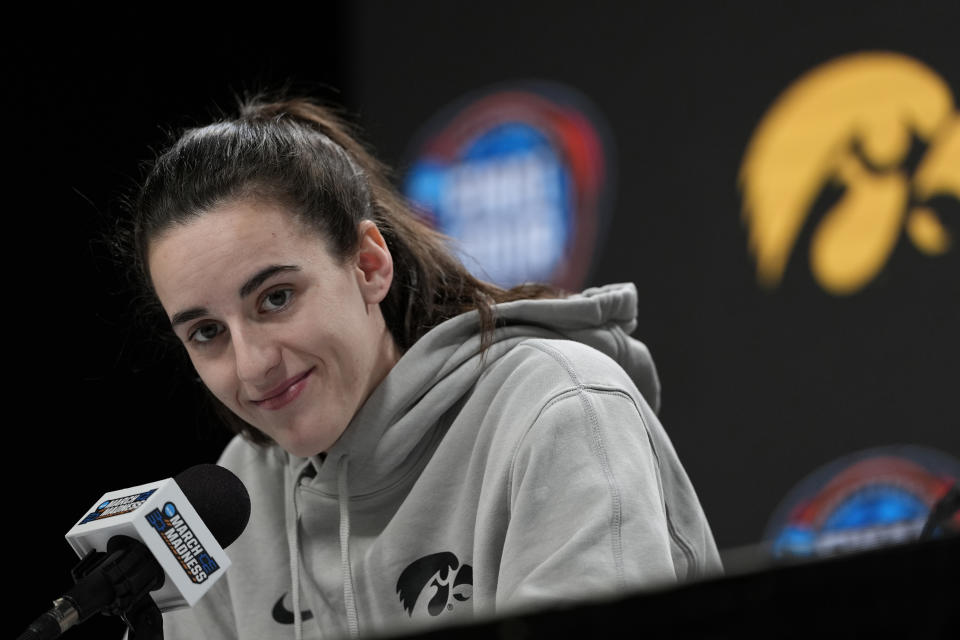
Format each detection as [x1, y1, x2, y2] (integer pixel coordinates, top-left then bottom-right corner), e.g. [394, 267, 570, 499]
[10, 13, 350, 639]
[10, 2, 960, 638]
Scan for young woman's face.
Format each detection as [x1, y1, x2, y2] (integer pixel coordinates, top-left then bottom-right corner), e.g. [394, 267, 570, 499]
[148, 199, 399, 458]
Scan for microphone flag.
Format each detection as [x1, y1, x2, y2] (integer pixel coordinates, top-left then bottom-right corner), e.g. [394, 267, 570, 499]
[65, 476, 231, 611]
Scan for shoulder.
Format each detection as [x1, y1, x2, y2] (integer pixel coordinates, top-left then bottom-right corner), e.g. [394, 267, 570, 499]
[492, 337, 638, 395]
[217, 434, 284, 474]
[502, 340, 652, 439]
[215, 436, 288, 506]
[471, 339, 653, 457]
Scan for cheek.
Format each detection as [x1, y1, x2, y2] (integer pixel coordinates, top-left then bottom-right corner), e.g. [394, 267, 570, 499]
[294, 312, 353, 359]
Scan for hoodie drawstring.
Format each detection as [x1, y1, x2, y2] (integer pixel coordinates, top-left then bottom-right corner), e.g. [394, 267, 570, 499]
[338, 454, 360, 638]
[285, 456, 360, 639]
[284, 467, 305, 640]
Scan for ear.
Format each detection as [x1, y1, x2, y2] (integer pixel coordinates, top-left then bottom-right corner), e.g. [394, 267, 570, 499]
[354, 220, 394, 305]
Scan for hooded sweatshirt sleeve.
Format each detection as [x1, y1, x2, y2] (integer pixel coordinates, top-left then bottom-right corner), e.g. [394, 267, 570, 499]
[489, 339, 688, 613]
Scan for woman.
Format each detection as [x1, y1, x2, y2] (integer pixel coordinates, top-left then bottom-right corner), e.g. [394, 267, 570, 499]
[127, 96, 721, 639]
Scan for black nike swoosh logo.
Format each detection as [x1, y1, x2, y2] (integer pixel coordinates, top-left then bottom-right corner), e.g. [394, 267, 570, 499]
[272, 593, 314, 624]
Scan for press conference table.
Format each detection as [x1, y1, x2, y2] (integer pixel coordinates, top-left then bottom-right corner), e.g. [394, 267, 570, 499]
[384, 535, 959, 638]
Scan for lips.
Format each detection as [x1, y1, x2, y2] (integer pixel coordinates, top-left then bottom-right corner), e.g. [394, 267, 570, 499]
[251, 368, 314, 410]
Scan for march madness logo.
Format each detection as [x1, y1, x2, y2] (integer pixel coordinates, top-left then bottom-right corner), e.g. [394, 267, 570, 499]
[145, 502, 220, 583]
[765, 445, 960, 558]
[397, 552, 473, 617]
[403, 81, 614, 291]
[740, 51, 959, 295]
[79, 489, 157, 524]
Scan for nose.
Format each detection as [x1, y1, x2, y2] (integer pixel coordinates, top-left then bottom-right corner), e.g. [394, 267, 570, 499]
[231, 325, 282, 387]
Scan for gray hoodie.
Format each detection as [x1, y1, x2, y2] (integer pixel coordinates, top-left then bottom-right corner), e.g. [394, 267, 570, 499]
[162, 282, 721, 639]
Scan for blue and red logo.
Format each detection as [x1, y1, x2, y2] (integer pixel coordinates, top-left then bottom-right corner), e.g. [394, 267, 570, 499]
[403, 81, 614, 291]
[765, 446, 960, 558]
[79, 489, 157, 524]
[145, 501, 220, 583]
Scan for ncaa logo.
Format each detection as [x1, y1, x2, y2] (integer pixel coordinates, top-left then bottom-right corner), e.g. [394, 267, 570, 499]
[81, 489, 157, 524]
[404, 81, 614, 290]
[764, 445, 960, 558]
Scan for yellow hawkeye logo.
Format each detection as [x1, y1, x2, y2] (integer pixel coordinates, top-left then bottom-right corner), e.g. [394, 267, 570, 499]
[740, 52, 959, 295]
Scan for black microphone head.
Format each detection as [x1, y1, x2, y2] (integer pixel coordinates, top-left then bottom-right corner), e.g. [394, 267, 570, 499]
[174, 464, 251, 548]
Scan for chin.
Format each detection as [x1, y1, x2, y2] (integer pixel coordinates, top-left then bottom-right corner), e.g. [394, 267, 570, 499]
[278, 437, 328, 459]
[265, 415, 346, 459]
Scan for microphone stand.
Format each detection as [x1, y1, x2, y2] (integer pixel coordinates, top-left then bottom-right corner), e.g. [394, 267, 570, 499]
[121, 595, 164, 640]
[18, 536, 164, 640]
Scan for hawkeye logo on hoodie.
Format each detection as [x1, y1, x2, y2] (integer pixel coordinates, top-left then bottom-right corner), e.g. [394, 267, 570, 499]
[397, 552, 473, 617]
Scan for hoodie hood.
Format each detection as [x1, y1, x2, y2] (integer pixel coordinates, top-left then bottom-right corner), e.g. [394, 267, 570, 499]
[293, 282, 660, 493]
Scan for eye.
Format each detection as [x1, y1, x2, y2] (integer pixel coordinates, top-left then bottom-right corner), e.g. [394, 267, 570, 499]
[189, 322, 224, 345]
[260, 288, 293, 312]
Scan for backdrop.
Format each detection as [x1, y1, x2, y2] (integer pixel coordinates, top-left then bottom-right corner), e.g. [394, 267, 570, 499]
[347, 0, 960, 554]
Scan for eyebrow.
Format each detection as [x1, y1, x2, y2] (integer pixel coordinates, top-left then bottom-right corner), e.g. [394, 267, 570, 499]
[169, 264, 301, 328]
[238, 264, 300, 298]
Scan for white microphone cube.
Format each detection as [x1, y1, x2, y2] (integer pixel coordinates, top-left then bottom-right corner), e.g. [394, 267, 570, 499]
[65, 477, 231, 611]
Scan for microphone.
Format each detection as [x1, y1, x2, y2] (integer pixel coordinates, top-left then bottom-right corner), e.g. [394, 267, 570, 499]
[18, 464, 250, 640]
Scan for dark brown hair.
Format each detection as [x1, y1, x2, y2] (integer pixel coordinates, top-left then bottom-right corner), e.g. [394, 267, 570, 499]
[128, 95, 561, 445]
